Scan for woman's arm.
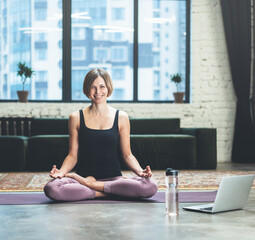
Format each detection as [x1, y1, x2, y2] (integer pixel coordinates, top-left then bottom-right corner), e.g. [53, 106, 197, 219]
[50, 111, 80, 178]
[118, 111, 152, 178]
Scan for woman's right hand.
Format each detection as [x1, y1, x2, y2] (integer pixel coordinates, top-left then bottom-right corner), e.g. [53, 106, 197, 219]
[49, 165, 65, 179]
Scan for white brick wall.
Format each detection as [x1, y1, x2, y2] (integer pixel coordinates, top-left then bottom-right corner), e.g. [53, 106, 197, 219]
[0, 0, 236, 163]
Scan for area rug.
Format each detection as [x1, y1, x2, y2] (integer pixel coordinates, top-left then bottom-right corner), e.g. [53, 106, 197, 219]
[0, 170, 255, 192]
[0, 191, 217, 205]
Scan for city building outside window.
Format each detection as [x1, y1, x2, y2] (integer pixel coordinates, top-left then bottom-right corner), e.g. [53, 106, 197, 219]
[138, 0, 188, 101]
[72, 47, 86, 61]
[112, 68, 125, 81]
[111, 88, 125, 100]
[34, 33, 47, 42]
[93, 47, 109, 62]
[34, 0, 48, 21]
[112, 8, 125, 21]
[0, 0, 190, 102]
[111, 32, 123, 42]
[35, 49, 47, 61]
[35, 71, 48, 99]
[0, 0, 62, 100]
[72, 69, 89, 100]
[111, 47, 127, 62]
[71, 0, 134, 101]
[34, 9, 47, 21]
[72, 27, 86, 40]
[35, 71, 48, 82]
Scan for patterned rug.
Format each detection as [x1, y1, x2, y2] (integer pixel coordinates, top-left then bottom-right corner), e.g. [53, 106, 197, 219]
[0, 170, 255, 192]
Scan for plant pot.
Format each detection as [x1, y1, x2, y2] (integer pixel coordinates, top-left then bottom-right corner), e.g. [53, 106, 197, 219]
[173, 92, 185, 103]
[17, 91, 29, 102]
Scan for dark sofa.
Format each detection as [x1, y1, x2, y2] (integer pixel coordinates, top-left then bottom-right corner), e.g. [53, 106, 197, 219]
[0, 117, 217, 171]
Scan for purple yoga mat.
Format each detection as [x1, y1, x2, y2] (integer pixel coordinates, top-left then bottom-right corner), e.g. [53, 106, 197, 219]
[0, 191, 217, 205]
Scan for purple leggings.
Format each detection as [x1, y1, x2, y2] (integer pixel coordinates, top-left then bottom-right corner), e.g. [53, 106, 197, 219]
[44, 176, 158, 201]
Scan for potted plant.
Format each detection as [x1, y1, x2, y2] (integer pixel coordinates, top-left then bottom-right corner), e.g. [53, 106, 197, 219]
[170, 73, 185, 103]
[17, 62, 34, 102]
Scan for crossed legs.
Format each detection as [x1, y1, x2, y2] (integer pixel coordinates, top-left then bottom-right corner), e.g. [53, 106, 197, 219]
[43, 177, 106, 201]
[44, 173, 158, 201]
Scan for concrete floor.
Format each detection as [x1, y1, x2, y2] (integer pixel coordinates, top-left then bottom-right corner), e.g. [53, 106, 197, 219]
[1, 162, 255, 240]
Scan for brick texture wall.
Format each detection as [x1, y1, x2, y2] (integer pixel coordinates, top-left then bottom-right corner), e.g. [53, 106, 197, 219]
[0, 0, 236, 163]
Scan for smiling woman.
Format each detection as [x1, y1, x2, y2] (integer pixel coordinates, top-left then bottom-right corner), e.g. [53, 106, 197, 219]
[43, 68, 158, 201]
[83, 68, 113, 100]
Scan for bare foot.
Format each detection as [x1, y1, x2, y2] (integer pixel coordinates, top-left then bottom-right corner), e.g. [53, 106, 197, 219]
[84, 176, 96, 183]
[65, 173, 96, 188]
[83, 176, 96, 187]
[64, 172, 76, 178]
[65, 173, 104, 191]
[95, 191, 108, 198]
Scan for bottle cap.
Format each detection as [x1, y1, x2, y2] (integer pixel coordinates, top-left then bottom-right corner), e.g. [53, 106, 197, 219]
[166, 168, 178, 176]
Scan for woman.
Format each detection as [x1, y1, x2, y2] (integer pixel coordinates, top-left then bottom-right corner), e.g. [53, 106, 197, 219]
[44, 68, 158, 201]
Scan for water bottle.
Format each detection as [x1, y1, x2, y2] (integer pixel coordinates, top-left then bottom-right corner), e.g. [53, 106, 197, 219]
[165, 168, 179, 216]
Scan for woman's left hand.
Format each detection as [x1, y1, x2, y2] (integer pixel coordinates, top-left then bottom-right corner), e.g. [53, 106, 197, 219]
[138, 166, 152, 178]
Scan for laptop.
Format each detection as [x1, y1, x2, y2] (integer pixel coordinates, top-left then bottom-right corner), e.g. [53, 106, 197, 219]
[183, 174, 255, 213]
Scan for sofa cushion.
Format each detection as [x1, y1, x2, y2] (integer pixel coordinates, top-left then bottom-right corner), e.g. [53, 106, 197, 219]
[130, 118, 180, 134]
[180, 128, 217, 169]
[27, 135, 69, 171]
[119, 134, 196, 170]
[31, 118, 69, 136]
[0, 136, 28, 171]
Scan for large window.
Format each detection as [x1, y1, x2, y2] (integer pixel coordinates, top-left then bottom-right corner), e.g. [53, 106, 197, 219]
[0, 0, 62, 100]
[71, 0, 134, 101]
[138, 0, 188, 101]
[0, 0, 190, 102]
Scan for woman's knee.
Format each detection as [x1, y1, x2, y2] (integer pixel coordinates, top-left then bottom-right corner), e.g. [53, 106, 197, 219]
[44, 179, 62, 200]
[140, 178, 158, 198]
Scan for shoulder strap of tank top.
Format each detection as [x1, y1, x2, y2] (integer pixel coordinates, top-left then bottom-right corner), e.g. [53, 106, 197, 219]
[113, 110, 119, 129]
[79, 109, 85, 129]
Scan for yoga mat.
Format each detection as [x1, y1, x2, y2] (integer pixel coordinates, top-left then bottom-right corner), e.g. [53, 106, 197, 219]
[0, 191, 217, 205]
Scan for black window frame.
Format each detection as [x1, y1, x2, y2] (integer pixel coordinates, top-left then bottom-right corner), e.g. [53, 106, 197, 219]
[1, 0, 190, 103]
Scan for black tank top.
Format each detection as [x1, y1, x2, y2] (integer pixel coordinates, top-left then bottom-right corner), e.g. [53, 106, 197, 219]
[76, 109, 122, 179]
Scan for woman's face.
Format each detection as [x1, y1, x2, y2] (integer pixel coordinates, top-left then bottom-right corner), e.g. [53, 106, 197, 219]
[89, 76, 108, 104]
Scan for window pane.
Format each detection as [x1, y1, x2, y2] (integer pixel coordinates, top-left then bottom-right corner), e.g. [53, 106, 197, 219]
[0, 0, 63, 100]
[72, 47, 86, 61]
[112, 68, 125, 81]
[71, 0, 134, 101]
[112, 8, 125, 21]
[72, 27, 86, 40]
[138, 0, 187, 101]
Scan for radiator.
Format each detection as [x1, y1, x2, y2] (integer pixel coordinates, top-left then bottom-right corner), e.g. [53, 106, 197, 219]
[0, 118, 32, 136]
